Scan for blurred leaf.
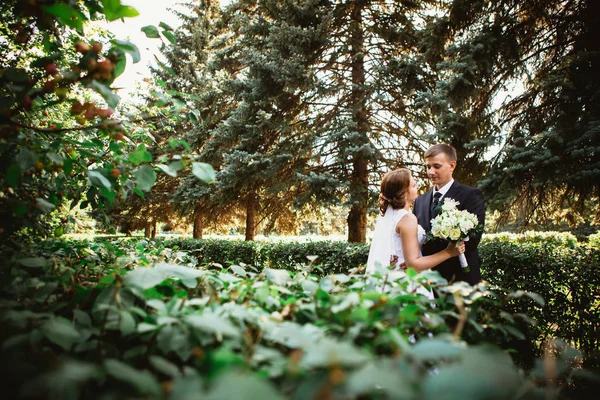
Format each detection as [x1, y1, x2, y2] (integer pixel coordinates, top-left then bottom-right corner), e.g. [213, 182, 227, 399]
[159, 21, 174, 31]
[41, 317, 81, 350]
[89, 80, 120, 108]
[88, 170, 112, 189]
[192, 162, 215, 183]
[206, 371, 285, 400]
[104, 359, 160, 396]
[36, 198, 56, 213]
[347, 361, 412, 399]
[119, 310, 136, 336]
[264, 268, 291, 286]
[129, 144, 153, 164]
[16, 148, 37, 172]
[162, 30, 176, 44]
[149, 355, 181, 378]
[185, 312, 240, 339]
[300, 338, 367, 368]
[157, 161, 183, 177]
[18, 257, 50, 268]
[44, 4, 86, 31]
[111, 39, 140, 63]
[133, 165, 156, 192]
[405, 339, 464, 362]
[114, 53, 126, 78]
[6, 164, 19, 187]
[46, 153, 64, 164]
[422, 347, 522, 400]
[142, 25, 160, 38]
[101, 0, 139, 21]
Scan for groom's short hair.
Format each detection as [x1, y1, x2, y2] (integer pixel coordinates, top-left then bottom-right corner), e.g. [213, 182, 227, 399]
[425, 143, 457, 162]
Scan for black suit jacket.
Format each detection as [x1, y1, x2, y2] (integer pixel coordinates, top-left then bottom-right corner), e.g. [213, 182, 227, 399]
[413, 181, 485, 285]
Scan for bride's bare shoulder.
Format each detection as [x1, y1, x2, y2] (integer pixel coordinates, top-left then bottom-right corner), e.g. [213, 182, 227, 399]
[396, 211, 417, 232]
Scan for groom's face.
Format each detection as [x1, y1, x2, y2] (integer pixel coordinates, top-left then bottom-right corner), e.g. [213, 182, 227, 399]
[425, 153, 456, 189]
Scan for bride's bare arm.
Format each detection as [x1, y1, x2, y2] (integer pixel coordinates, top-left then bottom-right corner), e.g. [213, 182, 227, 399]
[396, 214, 462, 272]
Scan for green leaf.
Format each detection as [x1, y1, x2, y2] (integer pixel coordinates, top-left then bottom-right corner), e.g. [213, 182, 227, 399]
[88, 170, 112, 189]
[192, 162, 215, 183]
[157, 161, 183, 177]
[185, 312, 240, 339]
[41, 317, 81, 350]
[6, 164, 19, 187]
[104, 359, 160, 396]
[347, 362, 412, 398]
[405, 339, 465, 361]
[168, 138, 192, 151]
[44, 4, 86, 31]
[133, 165, 156, 192]
[111, 39, 141, 63]
[46, 152, 64, 164]
[119, 311, 136, 336]
[133, 187, 145, 199]
[300, 338, 367, 368]
[101, 0, 140, 21]
[264, 268, 291, 286]
[422, 347, 522, 400]
[18, 257, 50, 268]
[36, 198, 56, 213]
[89, 80, 120, 108]
[100, 187, 116, 203]
[149, 355, 181, 378]
[142, 25, 160, 38]
[162, 30, 176, 44]
[123, 263, 204, 290]
[159, 21, 174, 31]
[16, 148, 37, 172]
[206, 371, 285, 400]
[129, 144, 153, 164]
[114, 53, 126, 78]
[124, 267, 168, 290]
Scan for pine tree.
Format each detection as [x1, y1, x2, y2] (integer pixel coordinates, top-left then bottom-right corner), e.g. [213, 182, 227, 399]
[426, 0, 599, 226]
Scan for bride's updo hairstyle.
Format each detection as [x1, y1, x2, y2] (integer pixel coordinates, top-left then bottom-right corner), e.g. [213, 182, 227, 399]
[378, 168, 411, 215]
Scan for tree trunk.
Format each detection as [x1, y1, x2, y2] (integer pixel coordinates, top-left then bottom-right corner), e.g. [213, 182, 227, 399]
[144, 223, 152, 238]
[245, 194, 258, 241]
[193, 205, 203, 239]
[151, 221, 157, 238]
[347, 0, 369, 243]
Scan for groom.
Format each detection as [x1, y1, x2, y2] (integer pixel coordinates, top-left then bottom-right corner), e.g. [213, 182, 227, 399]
[413, 143, 485, 285]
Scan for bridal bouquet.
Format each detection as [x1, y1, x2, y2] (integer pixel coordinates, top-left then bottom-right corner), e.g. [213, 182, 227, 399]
[428, 198, 481, 272]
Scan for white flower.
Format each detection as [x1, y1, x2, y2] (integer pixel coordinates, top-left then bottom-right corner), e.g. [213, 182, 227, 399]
[441, 198, 460, 212]
[429, 198, 480, 242]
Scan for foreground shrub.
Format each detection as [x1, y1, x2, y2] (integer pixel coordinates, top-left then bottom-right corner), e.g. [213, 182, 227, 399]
[1, 238, 595, 399]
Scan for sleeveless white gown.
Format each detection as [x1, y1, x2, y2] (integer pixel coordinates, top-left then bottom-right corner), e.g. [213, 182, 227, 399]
[366, 206, 433, 299]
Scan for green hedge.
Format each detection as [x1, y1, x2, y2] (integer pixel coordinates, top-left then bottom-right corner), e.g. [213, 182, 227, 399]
[163, 238, 370, 274]
[479, 237, 600, 368]
[161, 233, 600, 369]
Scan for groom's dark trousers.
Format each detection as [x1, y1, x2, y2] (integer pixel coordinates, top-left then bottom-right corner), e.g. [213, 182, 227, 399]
[413, 181, 485, 285]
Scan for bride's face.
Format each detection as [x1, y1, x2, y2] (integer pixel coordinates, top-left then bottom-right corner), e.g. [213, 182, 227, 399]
[407, 175, 418, 204]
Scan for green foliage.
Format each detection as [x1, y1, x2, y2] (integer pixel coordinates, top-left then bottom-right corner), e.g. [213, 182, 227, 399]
[2, 237, 593, 399]
[160, 233, 600, 370]
[0, 0, 214, 241]
[479, 237, 600, 370]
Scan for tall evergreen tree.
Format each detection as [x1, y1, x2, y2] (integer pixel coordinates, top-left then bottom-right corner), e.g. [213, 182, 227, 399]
[422, 0, 600, 226]
[279, 0, 442, 242]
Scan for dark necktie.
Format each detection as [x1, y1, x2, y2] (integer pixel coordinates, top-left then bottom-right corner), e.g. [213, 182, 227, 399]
[431, 192, 442, 218]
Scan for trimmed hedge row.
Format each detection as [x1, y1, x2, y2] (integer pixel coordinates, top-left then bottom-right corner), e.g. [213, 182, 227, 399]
[163, 238, 369, 274]
[161, 233, 600, 368]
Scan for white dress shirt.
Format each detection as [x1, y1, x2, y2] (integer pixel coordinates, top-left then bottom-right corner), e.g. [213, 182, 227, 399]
[433, 178, 454, 201]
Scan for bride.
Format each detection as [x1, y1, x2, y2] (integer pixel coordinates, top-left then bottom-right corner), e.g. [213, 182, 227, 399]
[366, 168, 465, 276]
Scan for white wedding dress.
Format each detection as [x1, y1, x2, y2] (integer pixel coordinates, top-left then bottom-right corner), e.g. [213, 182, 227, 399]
[366, 206, 432, 298]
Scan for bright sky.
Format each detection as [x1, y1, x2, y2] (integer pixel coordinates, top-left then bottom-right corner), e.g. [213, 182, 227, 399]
[105, 0, 185, 96]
